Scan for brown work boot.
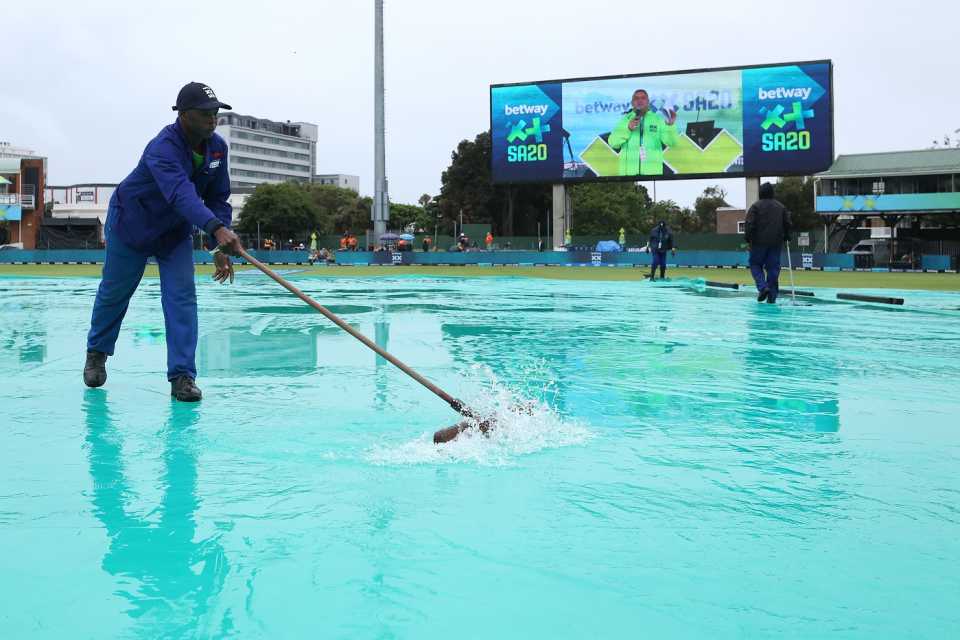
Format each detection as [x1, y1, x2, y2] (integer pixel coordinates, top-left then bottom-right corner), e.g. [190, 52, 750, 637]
[84, 350, 108, 388]
[170, 375, 202, 402]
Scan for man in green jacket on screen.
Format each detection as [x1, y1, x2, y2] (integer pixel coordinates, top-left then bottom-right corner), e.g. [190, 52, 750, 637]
[608, 89, 679, 176]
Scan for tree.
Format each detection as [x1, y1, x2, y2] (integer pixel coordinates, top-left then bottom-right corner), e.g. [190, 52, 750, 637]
[567, 182, 653, 234]
[393, 194, 438, 233]
[236, 183, 318, 240]
[692, 185, 729, 232]
[234, 182, 381, 240]
[437, 131, 550, 236]
[775, 177, 818, 231]
[304, 184, 364, 234]
[651, 200, 700, 232]
[438, 131, 498, 228]
[332, 195, 373, 234]
[390, 203, 434, 232]
[504, 183, 553, 236]
[252, 183, 390, 236]
[422, 196, 443, 236]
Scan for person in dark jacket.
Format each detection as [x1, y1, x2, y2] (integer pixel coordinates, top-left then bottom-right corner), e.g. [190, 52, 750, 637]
[83, 82, 243, 401]
[745, 182, 792, 303]
[647, 221, 675, 280]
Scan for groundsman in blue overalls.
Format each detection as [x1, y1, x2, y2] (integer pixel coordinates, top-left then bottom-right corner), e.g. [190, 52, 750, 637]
[647, 221, 675, 281]
[83, 82, 243, 401]
[608, 89, 679, 176]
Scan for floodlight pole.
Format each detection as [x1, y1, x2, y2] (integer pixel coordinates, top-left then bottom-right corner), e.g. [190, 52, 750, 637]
[372, 0, 389, 241]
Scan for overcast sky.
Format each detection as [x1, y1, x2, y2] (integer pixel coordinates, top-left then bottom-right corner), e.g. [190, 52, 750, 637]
[3, 0, 957, 209]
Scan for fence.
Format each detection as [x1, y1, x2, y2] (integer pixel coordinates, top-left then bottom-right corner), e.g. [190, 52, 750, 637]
[335, 250, 860, 270]
[4, 248, 957, 272]
[233, 231, 827, 253]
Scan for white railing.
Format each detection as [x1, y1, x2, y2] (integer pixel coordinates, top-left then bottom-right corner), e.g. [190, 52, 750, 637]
[0, 193, 18, 205]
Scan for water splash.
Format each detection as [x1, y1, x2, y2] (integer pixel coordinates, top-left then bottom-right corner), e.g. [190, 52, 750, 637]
[368, 365, 592, 466]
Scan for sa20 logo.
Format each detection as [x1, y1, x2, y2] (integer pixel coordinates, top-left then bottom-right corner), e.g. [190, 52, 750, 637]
[506, 117, 550, 163]
[762, 131, 811, 151]
[759, 100, 815, 152]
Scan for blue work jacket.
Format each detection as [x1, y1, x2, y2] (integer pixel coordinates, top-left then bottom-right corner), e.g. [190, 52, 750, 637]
[110, 120, 231, 254]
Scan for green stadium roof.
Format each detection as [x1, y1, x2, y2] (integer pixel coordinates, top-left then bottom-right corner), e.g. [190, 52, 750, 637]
[817, 148, 960, 178]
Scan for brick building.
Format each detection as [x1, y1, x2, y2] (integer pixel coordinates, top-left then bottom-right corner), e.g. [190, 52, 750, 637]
[0, 152, 46, 249]
[715, 207, 746, 235]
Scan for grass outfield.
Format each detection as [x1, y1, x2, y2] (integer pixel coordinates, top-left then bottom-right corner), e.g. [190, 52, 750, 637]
[1, 263, 958, 291]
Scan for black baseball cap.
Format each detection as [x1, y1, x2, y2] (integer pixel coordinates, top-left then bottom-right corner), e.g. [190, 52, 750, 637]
[172, 82, 232, 112]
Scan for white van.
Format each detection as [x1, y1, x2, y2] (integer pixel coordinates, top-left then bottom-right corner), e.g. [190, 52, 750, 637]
[846, 239, 890, 262]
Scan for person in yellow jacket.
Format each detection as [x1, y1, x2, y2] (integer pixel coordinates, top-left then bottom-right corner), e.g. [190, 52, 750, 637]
[608, 89, 679, 176]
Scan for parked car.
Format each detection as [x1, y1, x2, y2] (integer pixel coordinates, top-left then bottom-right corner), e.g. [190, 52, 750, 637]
[846, 239, 890, 267]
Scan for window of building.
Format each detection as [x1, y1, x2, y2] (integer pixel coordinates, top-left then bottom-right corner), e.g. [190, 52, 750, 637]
[233, 168, 298, 181]
[233, 130, 311, 150]
[230, 143, 311, 161]
[871, 180, 885, 194]
[937, 174, 955, 193]
[917, 175, 939, 193]
[836, 179, 856, 196]
[737, 221, 745, 234]
[233, 155, 310, 173]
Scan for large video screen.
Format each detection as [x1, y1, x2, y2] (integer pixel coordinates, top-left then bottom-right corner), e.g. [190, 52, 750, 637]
[490, 60, 833, 184]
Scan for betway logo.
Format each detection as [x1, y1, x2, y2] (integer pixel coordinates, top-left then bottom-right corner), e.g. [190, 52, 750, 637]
[758, 87, 812, 101]
[504, 104, 549, 117]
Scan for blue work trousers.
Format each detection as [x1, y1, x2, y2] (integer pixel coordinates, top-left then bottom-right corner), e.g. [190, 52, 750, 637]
[749, 245, 782, 301]
[87, 216, 198, 380]
[651, 250, 668, 277]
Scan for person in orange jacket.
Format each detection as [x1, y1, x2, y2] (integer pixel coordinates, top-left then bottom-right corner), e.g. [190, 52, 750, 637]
[485, 231, 494, 250]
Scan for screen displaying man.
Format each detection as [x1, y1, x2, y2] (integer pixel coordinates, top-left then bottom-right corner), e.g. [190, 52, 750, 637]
[607, 89, 679, 176]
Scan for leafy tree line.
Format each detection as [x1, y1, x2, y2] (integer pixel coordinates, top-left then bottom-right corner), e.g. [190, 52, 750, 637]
[236, 183, 367, 239]
[237, 184, 444, 240]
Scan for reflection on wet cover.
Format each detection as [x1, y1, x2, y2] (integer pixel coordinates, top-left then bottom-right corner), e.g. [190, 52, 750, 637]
[83, 392, 228, 633]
